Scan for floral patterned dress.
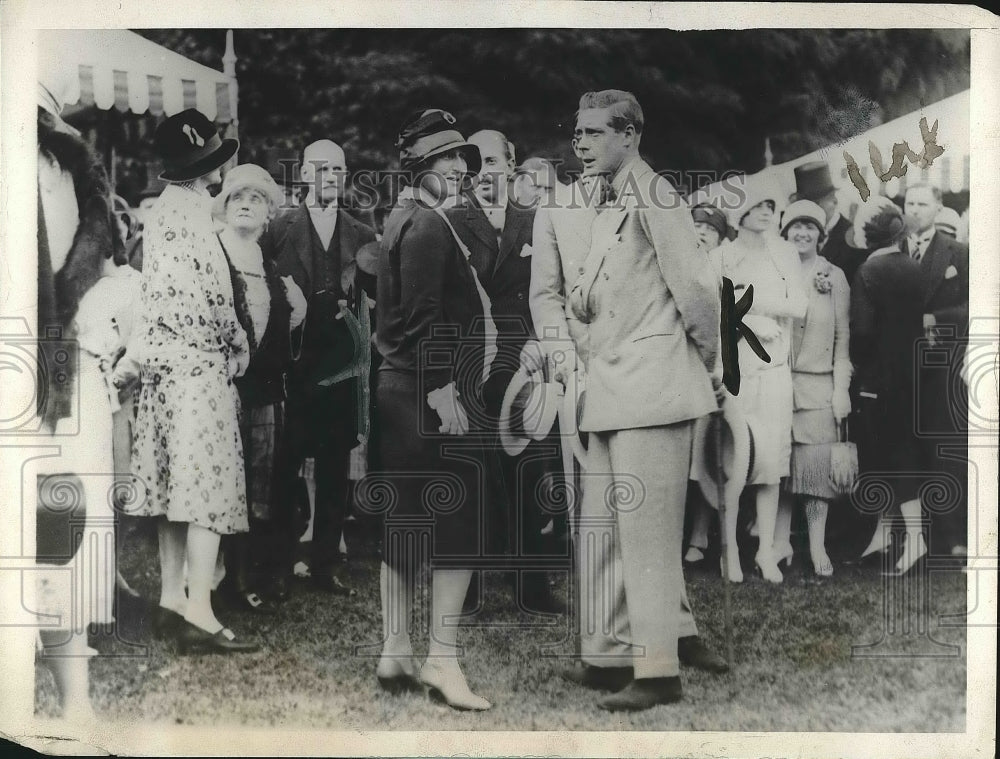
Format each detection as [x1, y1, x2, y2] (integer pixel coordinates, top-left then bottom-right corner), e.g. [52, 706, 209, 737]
[130, 183, 251, 534]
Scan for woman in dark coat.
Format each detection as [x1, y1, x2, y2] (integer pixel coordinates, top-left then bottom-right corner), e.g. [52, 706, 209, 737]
[849, 196, 928, 576]
[373, 109, 493, 711]
[212, 164, 307, 612]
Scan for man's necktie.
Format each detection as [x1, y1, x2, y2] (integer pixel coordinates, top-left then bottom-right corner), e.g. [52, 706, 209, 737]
[911, 236, 928, 261]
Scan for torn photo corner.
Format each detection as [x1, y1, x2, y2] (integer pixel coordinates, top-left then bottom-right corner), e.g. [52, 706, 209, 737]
[1, 2, 997, 757]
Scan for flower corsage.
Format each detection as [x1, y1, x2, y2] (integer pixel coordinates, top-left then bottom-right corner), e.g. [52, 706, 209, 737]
[814, 266, 833, 294]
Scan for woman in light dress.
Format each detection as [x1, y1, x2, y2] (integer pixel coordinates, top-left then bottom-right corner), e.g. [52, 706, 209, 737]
[713, 187, 807, 583]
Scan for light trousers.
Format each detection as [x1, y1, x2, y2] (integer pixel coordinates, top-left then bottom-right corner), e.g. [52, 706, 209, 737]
[579, 422, 698, 678]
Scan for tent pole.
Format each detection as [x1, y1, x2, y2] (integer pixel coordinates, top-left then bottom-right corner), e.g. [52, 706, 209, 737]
[224, 29, 239, 139]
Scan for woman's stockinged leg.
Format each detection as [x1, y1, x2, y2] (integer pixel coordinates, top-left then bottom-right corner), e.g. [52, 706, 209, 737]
[158, 519, 188, 614]
[39, 629, 95, 721]
[183, 523, 223, 633]
[377, 560, 418, 678]
[420, 568, 491, 710]
[755, 484, 783, 583]
[805, 498, 833, 576]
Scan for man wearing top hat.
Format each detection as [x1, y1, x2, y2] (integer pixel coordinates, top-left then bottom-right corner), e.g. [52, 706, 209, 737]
[261, 138, 377, 597]
[535, 90, 727, 711]
[792, 160, 869, 286]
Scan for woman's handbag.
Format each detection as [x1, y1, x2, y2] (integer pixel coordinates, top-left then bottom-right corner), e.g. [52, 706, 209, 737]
[829, 418, 859, 495]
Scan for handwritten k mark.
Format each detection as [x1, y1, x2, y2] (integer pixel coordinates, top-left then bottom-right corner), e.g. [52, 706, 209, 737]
[721, 277, 770, 396]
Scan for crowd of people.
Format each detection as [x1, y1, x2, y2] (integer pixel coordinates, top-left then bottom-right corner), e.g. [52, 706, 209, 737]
[34, 79, 969, 718]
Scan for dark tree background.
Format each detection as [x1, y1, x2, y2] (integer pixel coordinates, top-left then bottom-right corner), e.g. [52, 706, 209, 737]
[137, 28, 969, 192]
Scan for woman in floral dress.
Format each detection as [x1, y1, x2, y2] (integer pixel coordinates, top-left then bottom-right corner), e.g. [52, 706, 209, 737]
[125, 110, 257, 653]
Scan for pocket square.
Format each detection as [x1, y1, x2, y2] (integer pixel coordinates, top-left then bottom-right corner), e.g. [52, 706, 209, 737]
[945, 265, 958, 279]
[519, 243, 533, 258]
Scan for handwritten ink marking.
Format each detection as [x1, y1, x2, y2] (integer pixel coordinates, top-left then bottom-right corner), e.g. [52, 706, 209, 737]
[720, 277, 770, 395]
[845, 117, 945, 201]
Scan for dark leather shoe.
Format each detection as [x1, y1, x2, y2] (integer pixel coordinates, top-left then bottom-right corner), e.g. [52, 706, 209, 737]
[177, 621, 260, 655]
[228, 590, 277, 615]
[312, 573, 356, 597]
[598, 677, 683, 712]
[268, 575, 290, 602]
[560, 664, 633, 692]
[678, 636, 729, 673]
[151, 606, 184, 639]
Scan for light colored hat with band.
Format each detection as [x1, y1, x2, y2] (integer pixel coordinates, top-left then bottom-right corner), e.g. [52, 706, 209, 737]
[499, 368, 562, 456]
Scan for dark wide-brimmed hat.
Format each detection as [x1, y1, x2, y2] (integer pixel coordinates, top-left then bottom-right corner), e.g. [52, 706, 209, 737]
[154, 108, 239, 182]
[395, 108, 481, 175]
[791, 161, 837, 202]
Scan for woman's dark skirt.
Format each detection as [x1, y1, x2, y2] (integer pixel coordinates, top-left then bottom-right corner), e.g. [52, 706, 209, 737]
[374, 369, 485, 571]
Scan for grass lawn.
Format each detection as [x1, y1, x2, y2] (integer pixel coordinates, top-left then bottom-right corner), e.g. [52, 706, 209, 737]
[36, 518, 967, 732]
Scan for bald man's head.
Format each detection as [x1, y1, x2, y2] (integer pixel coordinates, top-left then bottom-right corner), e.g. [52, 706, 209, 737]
[301, 139, 347, 207]
[469, 130, 514, 205]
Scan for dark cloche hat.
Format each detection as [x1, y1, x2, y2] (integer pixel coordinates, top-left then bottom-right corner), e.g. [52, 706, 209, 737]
[691, 202, 730, 239]
[154, 108, 239, 182]
[791, 161, 837, 202]
[395, 108, 481, 175]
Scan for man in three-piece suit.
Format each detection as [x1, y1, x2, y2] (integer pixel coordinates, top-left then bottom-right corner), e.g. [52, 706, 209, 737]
[902, 183, 969, 557]
[261, 139, 377, 596]
[531, 90, 727, 711]
[440, 130, 565, 612]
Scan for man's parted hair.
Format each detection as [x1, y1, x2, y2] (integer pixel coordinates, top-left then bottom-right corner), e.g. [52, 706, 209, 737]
[577, 90, 644, 135]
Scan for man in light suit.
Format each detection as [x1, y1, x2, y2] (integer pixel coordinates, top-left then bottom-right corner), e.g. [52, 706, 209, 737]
[902, 183, 969, 561]
[530, 90, 726, 711]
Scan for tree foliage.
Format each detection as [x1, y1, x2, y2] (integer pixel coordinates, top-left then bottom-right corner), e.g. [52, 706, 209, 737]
[139, 29, 969, 192]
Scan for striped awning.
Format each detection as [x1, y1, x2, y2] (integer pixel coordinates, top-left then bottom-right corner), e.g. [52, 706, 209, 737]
[39, 29, 234, 122]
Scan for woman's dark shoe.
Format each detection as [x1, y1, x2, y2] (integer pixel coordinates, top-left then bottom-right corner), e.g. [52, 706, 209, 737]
[151, 606, 185, 639]
[376, 659, 424, 695]
[177, 620, 260, 655]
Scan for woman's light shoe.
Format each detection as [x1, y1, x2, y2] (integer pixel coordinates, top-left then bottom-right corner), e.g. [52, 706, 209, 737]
[754, 551, 784, 584]
[812, 554, 834, 577]
[720, 555, 743, 584]
[888, 534, 928, 577]
[684, 546, 706, 564]
[419, 662, 491, 711]
[773, 542, 794, 569]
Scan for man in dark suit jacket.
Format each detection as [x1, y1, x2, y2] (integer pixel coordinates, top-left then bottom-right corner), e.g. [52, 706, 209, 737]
[902, 183, 969, 556]
[261, 139, 377, 596]
[791, 161, 869, 286]
[445, 129, 565, 612]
